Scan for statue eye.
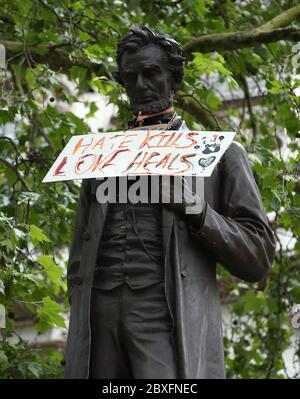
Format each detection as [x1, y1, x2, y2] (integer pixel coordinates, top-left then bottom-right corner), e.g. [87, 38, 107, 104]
[123, 71, 136, 81]
[144, 68, 156, 76]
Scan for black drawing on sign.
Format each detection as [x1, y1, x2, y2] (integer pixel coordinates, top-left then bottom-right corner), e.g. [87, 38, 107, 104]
[202, 135, 224, 154]
[198, 156, 216, 168]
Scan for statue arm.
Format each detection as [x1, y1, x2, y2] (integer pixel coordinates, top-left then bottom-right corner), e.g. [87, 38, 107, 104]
[66, 178, 92, 303]
[185, 142, 276, 282]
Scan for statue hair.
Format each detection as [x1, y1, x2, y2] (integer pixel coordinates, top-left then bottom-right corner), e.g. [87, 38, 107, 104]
[115, 27, 185, 93]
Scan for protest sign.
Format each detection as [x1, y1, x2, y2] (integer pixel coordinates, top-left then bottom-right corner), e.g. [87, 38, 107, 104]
[43, 130, 235, 183]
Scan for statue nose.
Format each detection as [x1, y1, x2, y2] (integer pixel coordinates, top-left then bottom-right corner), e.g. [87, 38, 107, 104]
[136, 73, 146, 90]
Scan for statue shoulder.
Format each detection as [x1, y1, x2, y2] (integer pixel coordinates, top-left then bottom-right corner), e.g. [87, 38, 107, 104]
[225, 140, 248, 159]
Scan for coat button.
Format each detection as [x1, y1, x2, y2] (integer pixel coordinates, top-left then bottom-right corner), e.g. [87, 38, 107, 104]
[82, 231, 91, 241]
[181, 269, 187, 278]
[74, 276, 83, 285]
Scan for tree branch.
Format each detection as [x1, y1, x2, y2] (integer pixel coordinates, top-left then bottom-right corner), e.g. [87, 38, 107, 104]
[256, 4, 300, 32]
[218, 94, 268, 111]
[240, 77, 257, 138]
[175, 92, 222, 130]
[37, 0, 99, 41]
[3, 6, 300, 75]
[0, 157, 31, 191]
[184, 4, 300, 57]
[2, 40, 109, 77]
[183, 27, 300, 58]
[29, 339, 66, 350]
[2, 5, 299, 128]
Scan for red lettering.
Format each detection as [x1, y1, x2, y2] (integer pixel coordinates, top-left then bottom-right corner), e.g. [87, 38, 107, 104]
[100, 149, 129, 170]
[117, 133, 138, 150]
[124, 151, 148, 173]
[174, 153, 196, 174]
[143, 152, 161, 172]
[185, 132, 199, 147]
[167, 153, 180, 170]
[53, 156, 68, 176]
[155, 153, 172, 169]
[92, 137, 105, 151]
[138, 130, 172, 149]
[75, 154, 97, 174]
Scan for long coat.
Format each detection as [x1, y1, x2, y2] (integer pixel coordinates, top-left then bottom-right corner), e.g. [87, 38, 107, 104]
[64, 141, 275, 379]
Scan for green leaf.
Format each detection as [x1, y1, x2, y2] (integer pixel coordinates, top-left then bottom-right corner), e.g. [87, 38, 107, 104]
[70, 66, 87, 84]
[270, 190, 281, 211]
[25, 68, 37, 89]
[243, 291, 266, 313]
[206, 91, 221, 109]
[39, 7, 57, 22]
[91, 77, 116, 96]
[29, 225, 50, 243]
[27, 362, 42, 378]
[22, 273, 43, 285]
[78, 30, 92, 41]
[37, 296, 66, 333]
[18, 192, 40, 206]
[268, 79, 285, 93]
[194, 0, 206, 16]
[0, 110, 11, 124]
[193, 52, 232, 77]
[1, 163, 17, 186]
[85, 101, 99, 118]
[38, 255, 63, 283]
[84, 44, 103, 60]
[0, 350, 8, 365]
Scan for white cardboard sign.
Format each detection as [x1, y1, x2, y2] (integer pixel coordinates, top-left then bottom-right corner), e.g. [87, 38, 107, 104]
[43, 130, 236, 183]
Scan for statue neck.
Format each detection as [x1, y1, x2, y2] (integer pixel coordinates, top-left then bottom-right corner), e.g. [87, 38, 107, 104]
[127, 107, 180, 130]
[136, 106, 174, 122]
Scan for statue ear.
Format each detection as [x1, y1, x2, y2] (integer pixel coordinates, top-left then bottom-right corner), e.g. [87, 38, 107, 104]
[170, 83, 177, 97]
[171, 77, 181, 95]
[113, 70, 124, 86]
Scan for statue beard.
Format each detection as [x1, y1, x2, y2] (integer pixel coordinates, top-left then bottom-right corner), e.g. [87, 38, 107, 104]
[130, 94, 174, 116]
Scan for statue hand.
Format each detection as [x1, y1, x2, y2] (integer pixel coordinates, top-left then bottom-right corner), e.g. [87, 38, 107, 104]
[160, 176, 205, 215]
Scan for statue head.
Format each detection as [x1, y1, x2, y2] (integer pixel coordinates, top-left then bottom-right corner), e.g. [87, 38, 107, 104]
[115, 27, 185, 116]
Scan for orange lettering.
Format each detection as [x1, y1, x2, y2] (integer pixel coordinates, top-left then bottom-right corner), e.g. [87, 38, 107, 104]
[72, 137, 94, 155]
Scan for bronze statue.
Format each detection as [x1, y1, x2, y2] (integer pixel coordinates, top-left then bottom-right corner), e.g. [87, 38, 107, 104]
[65, 27, 275, 379]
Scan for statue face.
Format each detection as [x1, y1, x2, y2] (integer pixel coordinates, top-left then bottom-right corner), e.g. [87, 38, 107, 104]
[120, 43, 174, 115]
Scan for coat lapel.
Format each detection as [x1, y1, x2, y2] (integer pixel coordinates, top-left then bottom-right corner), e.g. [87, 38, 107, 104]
[90, 179, 109, 235]
[162, 205, 175, 256]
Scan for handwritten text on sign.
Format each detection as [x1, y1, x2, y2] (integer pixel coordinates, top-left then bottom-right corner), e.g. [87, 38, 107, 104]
[43, 130, 236, 182]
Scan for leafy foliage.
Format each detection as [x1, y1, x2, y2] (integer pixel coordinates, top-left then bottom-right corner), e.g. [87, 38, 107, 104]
[0, 0, 299, 379]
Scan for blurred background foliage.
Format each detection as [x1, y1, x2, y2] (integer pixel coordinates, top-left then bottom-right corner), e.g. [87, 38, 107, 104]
[0, 0, 299, 378]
